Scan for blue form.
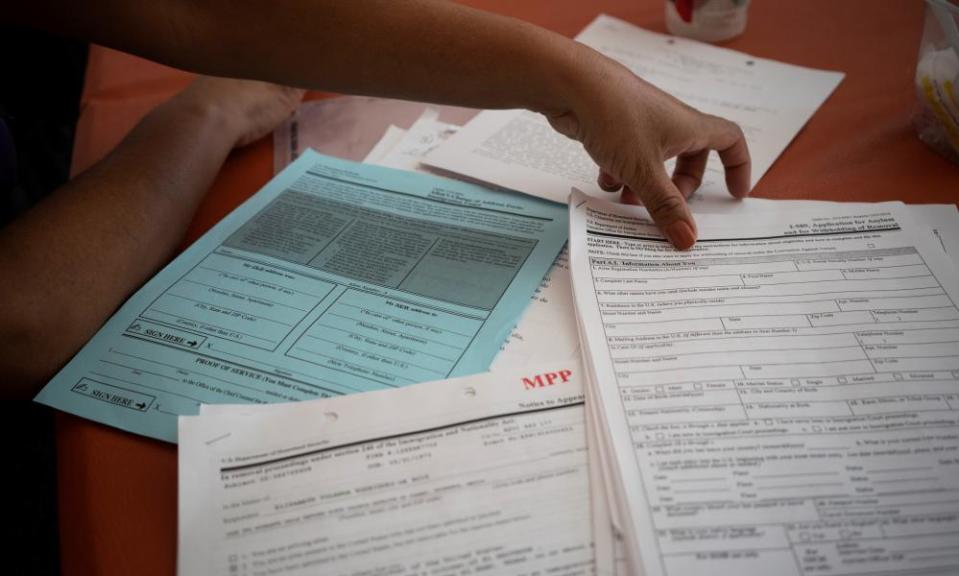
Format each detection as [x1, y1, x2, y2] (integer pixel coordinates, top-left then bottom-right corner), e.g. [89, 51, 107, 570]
[35, 150, 568, 442]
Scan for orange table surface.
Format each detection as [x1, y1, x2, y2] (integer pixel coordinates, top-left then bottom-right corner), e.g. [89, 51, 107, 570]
[56, 1, 958, 574]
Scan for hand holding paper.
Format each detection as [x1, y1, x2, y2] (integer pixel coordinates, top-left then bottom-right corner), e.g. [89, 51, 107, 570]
[546, 52, 752, 249]
[426, 16, 844, 251]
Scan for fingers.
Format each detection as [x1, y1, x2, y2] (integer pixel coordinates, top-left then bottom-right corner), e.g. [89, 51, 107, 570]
[598, 170, 623, 192]
[623, 163, 698, 250]
[671, 148, 709, 198]
[282, 86, 307, 109]
[703, 116, 752, 198]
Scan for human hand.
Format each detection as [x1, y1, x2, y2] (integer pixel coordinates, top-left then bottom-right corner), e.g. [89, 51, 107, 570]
[546, 48, 751, 249]
[172, 77, 305, 148]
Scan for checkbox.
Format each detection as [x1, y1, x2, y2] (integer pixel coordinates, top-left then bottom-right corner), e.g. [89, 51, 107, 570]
[693, 383, 702, 390]
[838, 376, 848, 384]
[893, 373, 903, 381]
[655, 386, 665, 394]
[791, 378, 800, 386]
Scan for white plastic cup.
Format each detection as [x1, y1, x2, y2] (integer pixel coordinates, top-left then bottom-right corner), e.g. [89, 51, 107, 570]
[665, 0, 750, 43]
[915, 0, 959, 164]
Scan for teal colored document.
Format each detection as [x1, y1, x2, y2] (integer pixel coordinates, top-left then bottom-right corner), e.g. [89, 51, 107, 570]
[35, 150, 568, 442]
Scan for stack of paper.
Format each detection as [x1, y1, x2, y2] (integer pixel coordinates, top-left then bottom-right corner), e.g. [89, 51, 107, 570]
[349, 16, 959, 575]
[570, 191, 959, 575]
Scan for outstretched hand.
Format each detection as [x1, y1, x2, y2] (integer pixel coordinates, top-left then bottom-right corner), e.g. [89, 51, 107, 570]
[547, 48, 751, 250]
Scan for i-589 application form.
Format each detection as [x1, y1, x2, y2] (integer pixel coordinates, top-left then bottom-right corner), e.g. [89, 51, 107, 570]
[571, 190, 959, 576]
[35, 150, 568, 442]
[178, 361, 596, 575]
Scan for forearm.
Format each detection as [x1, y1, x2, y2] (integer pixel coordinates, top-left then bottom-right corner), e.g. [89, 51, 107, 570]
[12, 0, 587, 115]
[0, 95, 237, 398]
[201, 1, 584, 114]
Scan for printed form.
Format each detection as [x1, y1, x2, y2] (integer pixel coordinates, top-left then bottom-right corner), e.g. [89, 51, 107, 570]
[178, 361, 599, 575]
[360, 113, 581, 371]
[485, 201, 959, 373]
[425, 14, 843, 204]
[34, 150, 568, 442]
[570, 190, 959, 576]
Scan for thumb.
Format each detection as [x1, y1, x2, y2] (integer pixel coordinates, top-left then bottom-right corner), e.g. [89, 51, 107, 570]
[623, 164, 698, 250]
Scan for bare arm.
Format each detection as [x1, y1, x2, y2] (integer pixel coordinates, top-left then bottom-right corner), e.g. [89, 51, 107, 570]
[10, 0, 751, 247]
[12, 1, 574, 112]
[0, 79, 302, 399]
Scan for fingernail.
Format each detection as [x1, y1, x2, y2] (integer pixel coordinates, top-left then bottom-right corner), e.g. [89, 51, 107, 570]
[598, 173, 619, 191]
[665, 221, 696, 250]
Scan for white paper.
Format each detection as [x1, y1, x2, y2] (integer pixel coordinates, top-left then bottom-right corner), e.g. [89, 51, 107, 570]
[374, 111, 460, 171]
[490, 246, 581, 370]
[692, 198, 959, 267]
[909, 203, 959, 258]
[425, 14, 844, 204]
[487, 200, 958, 374]
[571, 190, 959, 576]
[178, 361, 600, 575]
[362, 124, 406, 163]
[272, 96, 478, 172]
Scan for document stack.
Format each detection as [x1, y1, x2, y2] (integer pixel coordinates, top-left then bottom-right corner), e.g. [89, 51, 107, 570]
[35, 13, 959, 576]
[570, 190, 959, 575]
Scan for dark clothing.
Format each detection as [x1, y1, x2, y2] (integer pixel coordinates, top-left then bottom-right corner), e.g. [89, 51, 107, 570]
[1, 24, 88, 576]
[0, 26, 87, 225]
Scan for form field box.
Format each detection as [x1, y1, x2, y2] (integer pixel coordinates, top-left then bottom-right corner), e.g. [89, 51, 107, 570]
[656, 501, 820, 530]
[870, 307, 959, 323]
[840, 264, 930, 280]
[606, 300, 839, 324]
[142, 253, 334, 350]
[744, 400, 852, 418]
[741, 269, 843, 285]
[838, 294, 951, 311]
[848, 394, 950, 415]
[856, 327, 959, 345]
[619, 365, 744, 386]
[629, 402, 747, 425]
[722, 315, 810, 329]
[288, 289, 481, 386]
[767, 276, 942, 295]
[617, 333, 858, 356]
[795, 252, 922, 271]
[807, 311, 875, 327]
[603, 318, 724, 337]
[622, 389, 741, 410]
[615, 346, 865, 373]
[71, 378, 154, 412]
[125, 319, 206, 350]
[871, 355, 959, 371]
[741, 359, 875, 379]
[592, 274, 744, 289]
[663, 549, 800, 576]
[862, 342, 959, 359]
